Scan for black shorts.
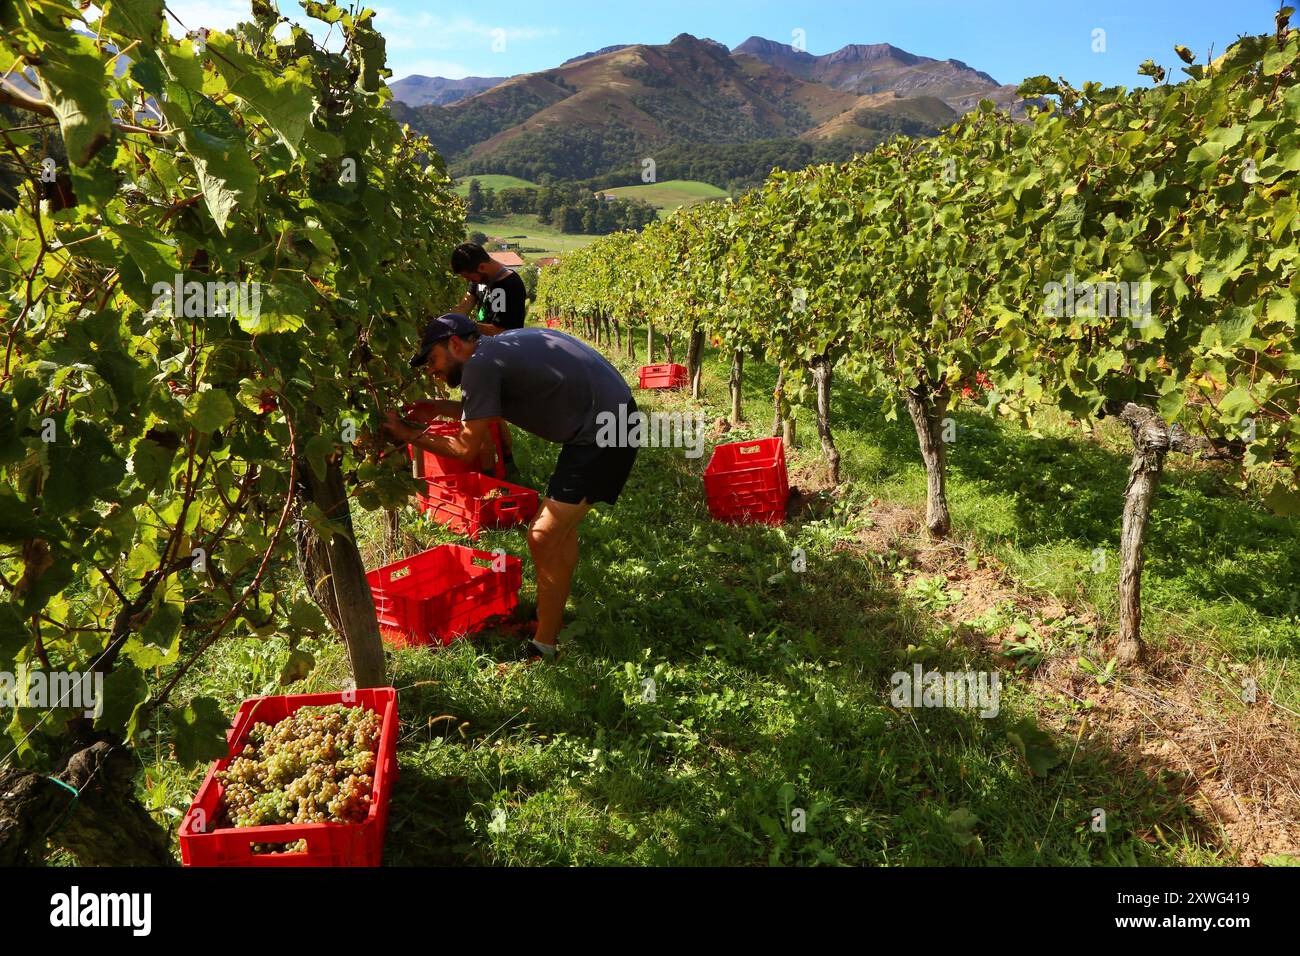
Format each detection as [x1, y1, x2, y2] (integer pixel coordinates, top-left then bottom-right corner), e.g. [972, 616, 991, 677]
[547, 403, 639, 506]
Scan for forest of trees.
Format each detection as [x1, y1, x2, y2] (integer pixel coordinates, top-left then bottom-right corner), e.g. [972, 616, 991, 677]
[578, 137, 877, 194]
[452, 126, 872, 194]
[453, 123, 643, 183]
[464, 178, 658, 234]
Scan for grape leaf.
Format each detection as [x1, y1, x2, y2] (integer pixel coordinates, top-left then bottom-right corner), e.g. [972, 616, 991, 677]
[130, 439, 176, 491]
[1263, 482, 1300, 517]
[185, 389, 236, 433]
[124, 596, 182, 669]
[1006, 717, 1061, 777]
[111, 223, 181, 308]
[33, 32, 112, 165]
[95, 663, 149, 741]
[103, 0, 165, 44]
[44, 420, 126, 514]
[158, 83, 258, 234]
[206, 33, 313, 157]
[1216, 307, 1255, 347]
[1267, 295, 1297, 328]
[0, 493, 41, 543]
[279, 648, 315, 685]
[288, 597, 328, 633]
[168, 696, 230, 767]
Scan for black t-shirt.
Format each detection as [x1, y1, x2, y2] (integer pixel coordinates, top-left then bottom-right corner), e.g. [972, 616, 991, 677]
[472, 268, 527, 330]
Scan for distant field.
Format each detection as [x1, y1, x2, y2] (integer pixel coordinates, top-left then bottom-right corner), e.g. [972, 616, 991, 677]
[467, 213, 600, 257]
[597, 179, 729, 213]
[453, 174, 540, 197]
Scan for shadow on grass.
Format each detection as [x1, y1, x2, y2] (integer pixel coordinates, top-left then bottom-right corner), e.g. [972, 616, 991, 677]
[378, 375, 1221, 865]
[696, 336, 1300, 633]
[944, 415, 1300, 616]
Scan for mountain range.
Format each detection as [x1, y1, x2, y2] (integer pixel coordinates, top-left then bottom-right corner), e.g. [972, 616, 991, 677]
[387, 33, 1026, 187]
[388, 74, 506, 107]
[731, 37, 1019, 113]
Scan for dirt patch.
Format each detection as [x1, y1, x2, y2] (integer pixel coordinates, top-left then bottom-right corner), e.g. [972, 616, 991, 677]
[839, 497, 1300, 864]
[1035, 653, 1300, 863]
[788, 458, 836, 495]
[850, 498, 923, 554]
[785, 458, 841, 521]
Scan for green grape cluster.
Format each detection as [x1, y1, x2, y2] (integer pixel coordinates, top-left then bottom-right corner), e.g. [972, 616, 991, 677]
[250, 839, 309, 854]
[216, 704, 383, 840]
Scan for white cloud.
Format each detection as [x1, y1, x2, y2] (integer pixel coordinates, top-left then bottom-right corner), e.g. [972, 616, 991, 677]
[372, 8, 558, 78]
[126, 2, 528, 81]
[164, 1, 335, 44]
[372, 8, 558, 52]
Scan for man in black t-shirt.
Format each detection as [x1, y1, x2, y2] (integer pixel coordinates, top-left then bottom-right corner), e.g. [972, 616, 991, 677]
[451, 242, 527, 333]
[450, 242, 528, 475]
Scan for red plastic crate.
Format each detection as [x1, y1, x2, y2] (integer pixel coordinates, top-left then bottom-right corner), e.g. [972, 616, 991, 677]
[708, 491, 787, 525]
[416, 472, 540, 538]
[545, 317, 561, 329]
[638, 363, 688, 390]
[178, 687, 399, 867]
[703, 437, 789, 525]
[404, 403, 505, 481]
[366, 544, 522, 647]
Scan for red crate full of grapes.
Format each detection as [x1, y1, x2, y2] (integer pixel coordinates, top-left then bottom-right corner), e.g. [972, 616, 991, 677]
[416, 472, 540, 538]
[703, 437, 789, 525]
[366, 544, 522, 647]
[178, 688, 399, 867]
[638, 363, 688, 390]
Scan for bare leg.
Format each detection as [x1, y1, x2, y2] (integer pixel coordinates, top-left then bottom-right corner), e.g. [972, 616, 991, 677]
[527, 497, 591, 647]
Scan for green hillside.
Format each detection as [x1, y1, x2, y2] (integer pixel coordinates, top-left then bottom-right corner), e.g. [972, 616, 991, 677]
[400, 34, 977, 186]
[470, 213, 601, 256]
[454, 174, 540, 197]
[597, 179, 729, 213]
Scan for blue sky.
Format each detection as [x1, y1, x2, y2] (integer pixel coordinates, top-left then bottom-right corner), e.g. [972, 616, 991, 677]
[170, 1, 1283, 87]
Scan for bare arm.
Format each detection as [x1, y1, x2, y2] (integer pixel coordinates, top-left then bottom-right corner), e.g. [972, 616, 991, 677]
[385, 412, 490, 463]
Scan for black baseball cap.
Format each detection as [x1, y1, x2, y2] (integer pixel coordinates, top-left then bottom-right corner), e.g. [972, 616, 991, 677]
[410, 312, 478, 367]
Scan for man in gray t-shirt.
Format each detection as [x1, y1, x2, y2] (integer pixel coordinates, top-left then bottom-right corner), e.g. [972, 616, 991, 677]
[384, 313, 639, 664]
[458, 325, 632, 445]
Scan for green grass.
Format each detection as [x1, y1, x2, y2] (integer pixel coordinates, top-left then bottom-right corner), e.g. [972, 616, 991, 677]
[466, 213, 602, 257]
[598, 179, 729, 214]
[139, 330, 1300, 866]
[452, 175, 539, 197]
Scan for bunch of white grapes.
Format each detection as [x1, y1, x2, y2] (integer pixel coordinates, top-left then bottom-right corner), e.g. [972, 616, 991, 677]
[216, 704, 383, 837]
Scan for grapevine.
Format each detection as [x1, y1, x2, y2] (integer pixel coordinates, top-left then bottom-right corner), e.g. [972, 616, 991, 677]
[0, 0, 463, 863]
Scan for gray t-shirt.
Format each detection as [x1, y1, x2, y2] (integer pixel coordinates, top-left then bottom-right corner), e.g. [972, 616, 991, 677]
[459, 328, 632, 445]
